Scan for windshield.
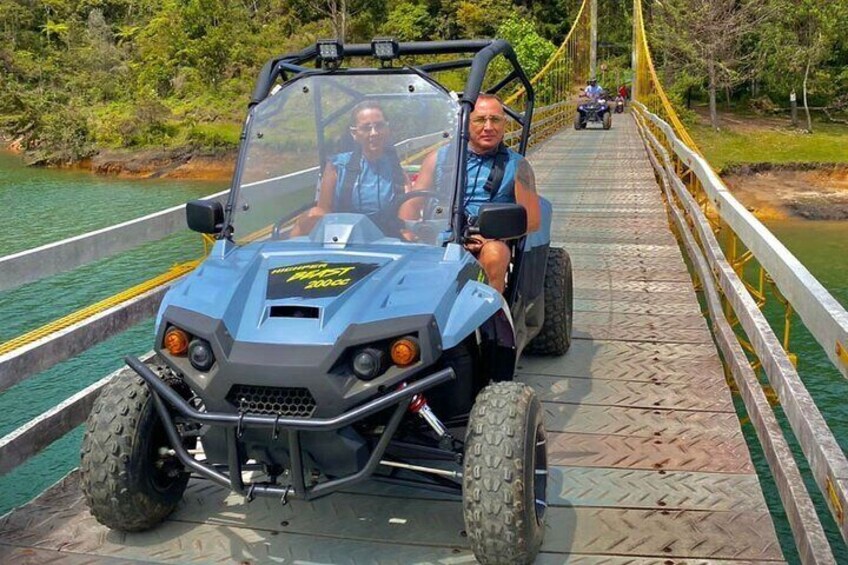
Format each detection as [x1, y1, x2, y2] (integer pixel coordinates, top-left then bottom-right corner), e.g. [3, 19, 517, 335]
[231, 72, 460, 247]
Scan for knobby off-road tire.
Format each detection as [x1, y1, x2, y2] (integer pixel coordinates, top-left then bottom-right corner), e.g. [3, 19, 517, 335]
[463, 382, 547, 565]
[573, 112, 583, 130]
[603, 112, 612, 130]
[80, 374, 190, 532]
[526, 246, 573, 355]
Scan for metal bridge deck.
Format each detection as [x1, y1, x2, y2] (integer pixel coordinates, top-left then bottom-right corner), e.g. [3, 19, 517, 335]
[0, 116, 784, 563]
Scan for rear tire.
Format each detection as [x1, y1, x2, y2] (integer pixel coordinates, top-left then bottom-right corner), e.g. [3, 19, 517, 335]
[526, 247, 573, 355]
[80, 374, 190, 532]
[463, 382, 547, 565]
[603, 112, 612, 130]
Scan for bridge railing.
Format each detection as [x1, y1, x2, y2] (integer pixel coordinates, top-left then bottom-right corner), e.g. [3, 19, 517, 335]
[632, 1, 847, 560]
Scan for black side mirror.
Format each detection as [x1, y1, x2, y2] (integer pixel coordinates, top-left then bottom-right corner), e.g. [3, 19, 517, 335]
[477, 203, 527, 240]
[186, 200, 224, 234]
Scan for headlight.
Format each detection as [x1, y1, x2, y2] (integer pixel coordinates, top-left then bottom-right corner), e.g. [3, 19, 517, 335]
[352, 347, 385, 380]
[390, 337, 420, 367]
[163, 326, 189, 356]
[188, 338, 215, 372]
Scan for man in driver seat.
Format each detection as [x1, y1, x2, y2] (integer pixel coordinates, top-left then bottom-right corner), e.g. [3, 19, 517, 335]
[584, 77, 604, 99]
[414, 93, 541, 293]
[291, 101, 410, 236]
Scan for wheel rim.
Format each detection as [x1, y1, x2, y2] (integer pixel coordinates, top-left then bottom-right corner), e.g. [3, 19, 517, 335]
[533, 423, 548, 523]
[148, 420, 185, 493]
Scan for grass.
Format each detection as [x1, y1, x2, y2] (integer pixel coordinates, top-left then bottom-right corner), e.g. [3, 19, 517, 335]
[688, 109, 848, 172]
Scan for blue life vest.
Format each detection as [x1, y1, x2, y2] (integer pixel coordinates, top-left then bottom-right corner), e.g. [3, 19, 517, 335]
[332, 151, 398, 214]
[435, 144, 521, 218]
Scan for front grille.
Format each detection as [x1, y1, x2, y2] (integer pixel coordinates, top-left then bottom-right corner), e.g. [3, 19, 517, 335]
[226, 384, 317, 418]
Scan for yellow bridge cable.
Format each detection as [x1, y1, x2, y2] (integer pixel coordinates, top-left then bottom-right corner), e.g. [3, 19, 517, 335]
[504, 0, 589, 106]
[633, 0, 702, 155]
[0, 260, 200, 357]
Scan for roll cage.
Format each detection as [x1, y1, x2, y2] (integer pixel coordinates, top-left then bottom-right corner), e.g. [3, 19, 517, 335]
[223, 39, 536, 244]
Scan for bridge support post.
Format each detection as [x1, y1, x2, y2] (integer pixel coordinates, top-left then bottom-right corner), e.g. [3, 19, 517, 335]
[590, 0, 597, 79]
[631, 0, 638, 99]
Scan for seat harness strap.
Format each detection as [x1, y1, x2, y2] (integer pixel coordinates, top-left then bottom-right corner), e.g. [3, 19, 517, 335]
[481, 143, 510, 201]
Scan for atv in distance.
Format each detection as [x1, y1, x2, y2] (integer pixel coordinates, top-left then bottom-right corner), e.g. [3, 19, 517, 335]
[575, 93, 612, 130]
[80, 38, 573, 565]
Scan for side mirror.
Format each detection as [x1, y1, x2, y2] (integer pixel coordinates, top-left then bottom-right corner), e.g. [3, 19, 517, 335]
[477, 203, 527, 240]
[186, 200, 224, 234]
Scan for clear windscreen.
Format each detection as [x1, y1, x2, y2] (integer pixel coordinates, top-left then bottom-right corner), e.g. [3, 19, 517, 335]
[231, 72, 461, 246]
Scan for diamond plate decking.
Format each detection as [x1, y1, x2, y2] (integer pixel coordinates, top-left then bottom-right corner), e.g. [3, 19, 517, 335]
[0, 115, 783, 563]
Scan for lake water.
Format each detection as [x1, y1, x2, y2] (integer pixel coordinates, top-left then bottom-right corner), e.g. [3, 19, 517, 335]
[0, 150, 846, 561]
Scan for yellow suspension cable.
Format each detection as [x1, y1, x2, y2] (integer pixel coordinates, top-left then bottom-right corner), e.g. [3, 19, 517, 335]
[0, 260, 200, 357]
[632, 0, 702, 154]
[504, 0, 591, 148]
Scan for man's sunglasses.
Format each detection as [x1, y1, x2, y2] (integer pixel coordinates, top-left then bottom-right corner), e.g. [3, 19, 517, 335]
[350, 121, 389, 134]
[471, 115, 506, 126]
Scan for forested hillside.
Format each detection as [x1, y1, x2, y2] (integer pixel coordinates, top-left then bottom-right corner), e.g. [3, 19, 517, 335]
[648, 0, 848, 131]
[0, 0, 577, 164]
[1, 0, 846, 166]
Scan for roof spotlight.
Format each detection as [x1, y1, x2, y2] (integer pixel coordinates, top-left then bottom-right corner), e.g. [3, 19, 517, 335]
[371, 38, 400, 62]
[317, 39, 343, 68]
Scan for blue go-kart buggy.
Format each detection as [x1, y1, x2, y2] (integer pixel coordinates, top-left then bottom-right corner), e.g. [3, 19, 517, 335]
[80, 38, 573, 564]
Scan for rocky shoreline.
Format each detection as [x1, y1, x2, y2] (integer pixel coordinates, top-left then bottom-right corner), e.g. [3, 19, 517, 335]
[722, 165, 848, 221]
[90, 146, 236, 181]
[5, 137, 847, 219]
[3, 137, 236, 182]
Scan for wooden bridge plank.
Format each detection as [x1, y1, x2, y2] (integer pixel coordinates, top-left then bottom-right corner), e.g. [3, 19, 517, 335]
[540, 403, 742, 436]
[519, 339, 722, 381]
[524, 374, 735, 413]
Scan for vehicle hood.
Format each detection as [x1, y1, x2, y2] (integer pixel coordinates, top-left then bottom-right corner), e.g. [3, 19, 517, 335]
[157, 240, 488, 346]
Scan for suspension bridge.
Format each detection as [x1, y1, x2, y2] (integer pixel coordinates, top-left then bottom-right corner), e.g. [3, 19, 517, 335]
[1, 0, 847, 562]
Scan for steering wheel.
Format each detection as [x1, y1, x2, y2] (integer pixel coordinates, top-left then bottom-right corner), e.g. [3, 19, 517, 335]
[392, 190, 444, 220]
[391, 190, 445, 243]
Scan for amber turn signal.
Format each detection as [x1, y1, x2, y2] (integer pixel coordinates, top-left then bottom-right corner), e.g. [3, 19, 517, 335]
[163, 327, 190, 356]
[390, 337, 420, 367]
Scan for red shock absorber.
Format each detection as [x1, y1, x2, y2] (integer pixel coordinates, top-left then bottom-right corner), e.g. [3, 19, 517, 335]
[408, 393, 427, 414]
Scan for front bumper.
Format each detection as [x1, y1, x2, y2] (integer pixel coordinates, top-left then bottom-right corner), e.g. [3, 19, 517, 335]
[126, 356, 455, 501]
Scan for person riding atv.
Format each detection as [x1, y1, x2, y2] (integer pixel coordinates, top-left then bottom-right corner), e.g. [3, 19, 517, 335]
[79, 38, 574, 565]
[575, 78, 612, 130]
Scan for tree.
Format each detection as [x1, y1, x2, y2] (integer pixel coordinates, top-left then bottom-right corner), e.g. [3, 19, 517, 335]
[652, 0, 770, 129]
[496, 16, 556, 80]
[382, 1, 432, 41]
[758, 0, 848, 132]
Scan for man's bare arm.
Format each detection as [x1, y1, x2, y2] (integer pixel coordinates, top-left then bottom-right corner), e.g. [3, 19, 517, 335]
[399, 150, 437, 220]
[515, 157, 541, 232]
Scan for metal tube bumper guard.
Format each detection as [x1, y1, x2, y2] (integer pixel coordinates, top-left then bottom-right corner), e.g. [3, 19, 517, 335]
[125, 356, 456, 502]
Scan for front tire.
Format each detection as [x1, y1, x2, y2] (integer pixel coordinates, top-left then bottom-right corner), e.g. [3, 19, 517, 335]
[526, 247, 573, 355]
[573, 112, 583, 130]
[463, 382, 547, 564]
[603, 112, 612, 130]
[80, 374, 190, 532]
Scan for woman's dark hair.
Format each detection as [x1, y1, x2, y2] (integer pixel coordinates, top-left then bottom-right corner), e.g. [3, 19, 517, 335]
[337, 100, 406, 219]
[349, 100, 386, 127]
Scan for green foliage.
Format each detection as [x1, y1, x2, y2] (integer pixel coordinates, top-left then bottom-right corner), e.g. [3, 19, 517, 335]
[692, 118, 848, 170]
[383, 1, 432, 41]
[0, 0, 571, 161]
[186, 122, 240, 149]
[496, 16, 556, 80]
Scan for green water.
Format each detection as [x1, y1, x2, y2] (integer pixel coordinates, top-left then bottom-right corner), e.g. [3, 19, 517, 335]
[0, 152, 846, 560]
[745, 219, 848, 563]
[0, 150, 225, 510]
